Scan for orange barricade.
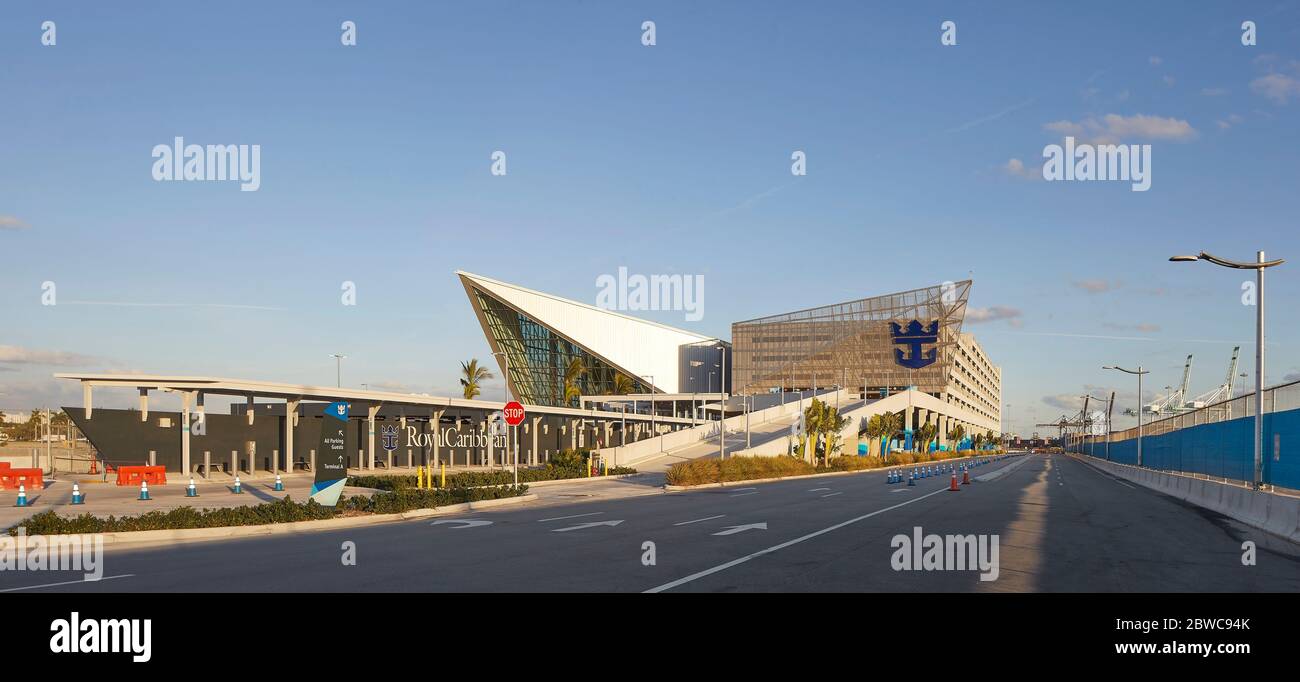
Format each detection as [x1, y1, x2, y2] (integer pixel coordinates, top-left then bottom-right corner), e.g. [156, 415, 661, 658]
[0, 468, 44, 490]
[0, 462, 9, 471]
[116, 465, 167, 487]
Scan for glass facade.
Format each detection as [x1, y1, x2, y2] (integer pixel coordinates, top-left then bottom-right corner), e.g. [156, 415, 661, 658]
[473, 287, 650, 407]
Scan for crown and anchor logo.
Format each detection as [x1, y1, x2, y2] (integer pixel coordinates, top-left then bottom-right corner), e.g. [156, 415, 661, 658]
[380, 424, 399, 451]
[890, 319, 940, 369]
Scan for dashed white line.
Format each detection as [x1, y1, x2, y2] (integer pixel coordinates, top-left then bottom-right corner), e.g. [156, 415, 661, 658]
[821, 492, 842, 498]
[674, 514, 726, 526]
[536, 511, 604, 523]
[729, 491, 758, 498]
[809, 488, 831, 492]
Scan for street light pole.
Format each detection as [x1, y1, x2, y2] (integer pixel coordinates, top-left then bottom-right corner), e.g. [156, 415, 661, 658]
[1104, 365, 1149, 466]
[1171, 250, 1285, 489]
[641, 375, 656, 452]
[718, 345, 727, 460]
[330, 354, 347, 387]
[492, 351, 516, 486]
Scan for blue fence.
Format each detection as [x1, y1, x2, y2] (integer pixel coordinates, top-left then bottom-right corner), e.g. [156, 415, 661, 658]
[1071, 406, 1300, 490]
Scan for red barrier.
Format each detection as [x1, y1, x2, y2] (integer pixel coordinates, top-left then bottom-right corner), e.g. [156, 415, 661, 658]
[116, 465, 167, 487]
[0, 462, 9, 471]
[0, 468, 44, 490]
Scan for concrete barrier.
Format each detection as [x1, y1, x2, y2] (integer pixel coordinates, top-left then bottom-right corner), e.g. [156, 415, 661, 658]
[1072, 454, 1300, 544]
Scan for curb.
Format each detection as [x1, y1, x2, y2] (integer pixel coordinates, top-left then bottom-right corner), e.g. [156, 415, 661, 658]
[662, 454, 1009, 491]
[84, 494, 538, 547]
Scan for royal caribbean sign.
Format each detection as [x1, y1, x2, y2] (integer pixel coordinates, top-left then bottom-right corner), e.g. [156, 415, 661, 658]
[890, 319, 939, 369]
[311, 401, 350, 506]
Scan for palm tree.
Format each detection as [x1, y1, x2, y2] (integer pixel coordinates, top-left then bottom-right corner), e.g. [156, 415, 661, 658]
[950, 423, 966, 451]
[562, 357, 586, 406]
[863, 414, 885, 457]
[820, 403, 849, 464]
[612, 373, 635, 396]
[459, 359, 494, 399]
[881, 412, 903, 457]
[916, 422, 937, 454]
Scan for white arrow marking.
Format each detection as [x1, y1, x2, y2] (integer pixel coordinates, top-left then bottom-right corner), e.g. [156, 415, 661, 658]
[713, 522, 767, 536]
[431, 519, 493, 529]
[552, 520, 624, 532]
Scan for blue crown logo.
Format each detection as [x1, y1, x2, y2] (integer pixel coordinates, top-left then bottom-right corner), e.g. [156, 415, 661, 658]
[890, 319, 939, 369]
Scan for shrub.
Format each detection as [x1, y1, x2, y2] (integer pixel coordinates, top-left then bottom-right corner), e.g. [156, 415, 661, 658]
[665, 456, 815, 486]
[348, 450, 634, 491]
[8, 485, 529, 536]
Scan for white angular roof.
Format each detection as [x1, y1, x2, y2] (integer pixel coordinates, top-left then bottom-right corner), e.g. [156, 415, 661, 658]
[458, 271, 715, 393]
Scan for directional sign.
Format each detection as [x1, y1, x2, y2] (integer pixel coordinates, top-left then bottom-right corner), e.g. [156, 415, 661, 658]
[503, 401, 526, 426]
[431, 519, 494, 529]
[551, 520, 624, 533]
[713, 522, 767, 536]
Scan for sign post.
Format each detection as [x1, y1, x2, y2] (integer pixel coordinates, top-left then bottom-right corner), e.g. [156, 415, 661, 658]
[504, 401, 525, 487]
[312, 401, 350, 506]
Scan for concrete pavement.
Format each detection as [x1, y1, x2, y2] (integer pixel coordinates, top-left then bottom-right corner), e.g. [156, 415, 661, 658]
[4, 454, 1299, 593]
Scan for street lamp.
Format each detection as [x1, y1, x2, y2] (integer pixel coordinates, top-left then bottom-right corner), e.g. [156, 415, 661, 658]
[640, 375, 657, 452]
[1170, 250, 1284, 489]
[492, 351, 517, 487]
[716, 344, 728, 460]
[330, 354, 347, 387]
[1103, 365, 1149, 466]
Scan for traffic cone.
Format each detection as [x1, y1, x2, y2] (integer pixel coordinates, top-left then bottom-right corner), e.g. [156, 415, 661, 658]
[907, 471, 916, 487]
[949, 472, 960, 492]
[963, 469, 971, 485]
[139, 480, 151, 501]
[186, 477, 198, 497]
[16, 485, 28, 507]
[273, 474, 284, 492]
[71, 484, 84, 505]
[233, 476, 243, 494]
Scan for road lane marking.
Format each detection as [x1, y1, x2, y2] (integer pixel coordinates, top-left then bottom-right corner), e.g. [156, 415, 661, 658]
[537, 511, 604, 523]
[729, 491, 758, 497]
[674, 514, 726, 526]
[645, 488, 950, 593]
[821, 492, 842, 498]
[431, 519, 493, 529]
[729, 487, 756, 492]
[552, 520, 623, 532]
[0, 574, 135, 592]
[713, 522, 767, 536]
[1072, 458, 1136, 488]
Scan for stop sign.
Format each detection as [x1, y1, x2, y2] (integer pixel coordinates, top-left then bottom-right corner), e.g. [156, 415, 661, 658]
[503, 401, 526, 426]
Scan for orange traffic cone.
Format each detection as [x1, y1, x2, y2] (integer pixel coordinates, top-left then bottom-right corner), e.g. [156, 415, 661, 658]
[962, 469, 971, 485]
[949, 472, 960, 492]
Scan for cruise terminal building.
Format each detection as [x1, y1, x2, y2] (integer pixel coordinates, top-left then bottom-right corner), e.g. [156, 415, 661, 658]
[58, 273, 1001, 473]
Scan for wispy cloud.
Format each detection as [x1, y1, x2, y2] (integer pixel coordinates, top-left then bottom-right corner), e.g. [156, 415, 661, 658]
[61, 300, 285, 311]
[965, 306, 1022, 325]
[1251, 72, 1300, 104]
[1101, 322, 1161, 333]
[1002, 158, 1040, 180]
[946, 98, 1035, 134]
[1044, 113, 1197, 145]
[1071, 279, 1119, 294]
[0, 215, 28, 230]
[0, 345, 98, 366]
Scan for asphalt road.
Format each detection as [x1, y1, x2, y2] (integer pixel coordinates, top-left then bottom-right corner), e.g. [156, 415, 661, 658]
[5, 454, 1299, 592]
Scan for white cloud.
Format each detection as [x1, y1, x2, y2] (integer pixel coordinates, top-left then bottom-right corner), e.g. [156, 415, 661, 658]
[0, 215, 28, 230]
[1251, 73, 1300, 104]
[1043, 113, 1197, 145]
[966, 306, 1023, 324]
[1071, 279, 1119, 294]
[1002, 158, 1040, 180]
[0, 345, 97, 366]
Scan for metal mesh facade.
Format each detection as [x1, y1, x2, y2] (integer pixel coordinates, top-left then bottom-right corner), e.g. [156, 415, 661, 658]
[731, 281, 972, 397]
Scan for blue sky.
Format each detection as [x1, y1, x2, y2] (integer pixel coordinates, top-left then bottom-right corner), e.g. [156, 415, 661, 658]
[2, 1, 1298, 437]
